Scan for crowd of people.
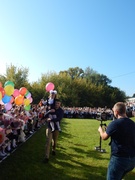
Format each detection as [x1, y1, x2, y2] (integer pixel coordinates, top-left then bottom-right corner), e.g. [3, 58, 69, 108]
[0, 99, 135, 161]
[63, 102, 135, 119]
[63, 106, 113, 119]
[0, 89, 64, 164]
[0, 103, 46, 162]
[0, 92, 135, 179]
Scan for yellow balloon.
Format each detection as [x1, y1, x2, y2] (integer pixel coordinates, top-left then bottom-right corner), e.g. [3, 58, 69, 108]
[4, 85, 14, 96]
[24, 98, 30, 106]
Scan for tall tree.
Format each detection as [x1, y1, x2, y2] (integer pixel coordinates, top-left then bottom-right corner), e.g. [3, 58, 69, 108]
[0, 64, 29, 88]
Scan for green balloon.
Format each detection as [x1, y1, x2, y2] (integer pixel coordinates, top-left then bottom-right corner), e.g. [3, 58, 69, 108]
[25, 90, 29, 97]
[24, 104, 31, 111]
[4, 81, 14, 87]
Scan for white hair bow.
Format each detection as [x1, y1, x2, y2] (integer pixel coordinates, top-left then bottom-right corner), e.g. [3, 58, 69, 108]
[50, 90, 57, 94]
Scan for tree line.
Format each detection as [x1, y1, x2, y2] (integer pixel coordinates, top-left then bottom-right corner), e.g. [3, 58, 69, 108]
[0, 64, 127, 108]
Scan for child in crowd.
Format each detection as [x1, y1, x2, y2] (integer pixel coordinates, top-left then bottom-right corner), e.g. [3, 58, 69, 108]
[0, 127, 7, 157]
[48, 113, 61, 132]
[0, 103, 46, 160]
[10, 114, 21, 148]
[42, 90, 61, 132]
[0, 112, 13, 154]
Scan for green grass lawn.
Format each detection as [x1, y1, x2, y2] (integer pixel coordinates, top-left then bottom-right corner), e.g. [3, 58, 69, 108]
[0, 118, 135, 180]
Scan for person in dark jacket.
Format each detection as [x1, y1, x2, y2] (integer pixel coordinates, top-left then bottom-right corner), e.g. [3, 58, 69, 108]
[43, 99, 64, 163]
[98, 102, 135, 180]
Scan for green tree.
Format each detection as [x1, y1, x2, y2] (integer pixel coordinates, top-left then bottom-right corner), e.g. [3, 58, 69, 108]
[0, 64, 127, 107]
[0, 64, 30, 88]
[30, 82, 45, 104]
[60, 67, 84, 80]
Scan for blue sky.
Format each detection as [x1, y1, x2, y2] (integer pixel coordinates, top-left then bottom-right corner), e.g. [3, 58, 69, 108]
[0, 0, 135, 97]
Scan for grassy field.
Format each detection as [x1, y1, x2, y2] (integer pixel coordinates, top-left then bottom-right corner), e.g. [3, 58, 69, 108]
[0, 118, 135, 180]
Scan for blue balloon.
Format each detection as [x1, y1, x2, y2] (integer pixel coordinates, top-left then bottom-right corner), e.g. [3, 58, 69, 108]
[2, 95, 11, 104]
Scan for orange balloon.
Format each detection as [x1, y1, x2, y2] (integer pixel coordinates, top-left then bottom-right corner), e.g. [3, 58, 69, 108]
[15, 95, 24, 105]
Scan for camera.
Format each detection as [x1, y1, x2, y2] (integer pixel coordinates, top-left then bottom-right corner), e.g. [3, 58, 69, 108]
[96, 111, 107, 121]
[95, 111, 107, 153]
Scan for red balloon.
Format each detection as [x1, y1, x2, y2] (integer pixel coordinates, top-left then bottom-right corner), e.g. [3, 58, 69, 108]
[10, 96, 14, 103]
[45, 82, 55, 92]
[0, 87, 5, 97]
[19, 87, 27, 96]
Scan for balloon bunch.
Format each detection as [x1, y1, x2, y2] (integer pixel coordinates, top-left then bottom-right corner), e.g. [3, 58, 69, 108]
[0, 81, 33, 111]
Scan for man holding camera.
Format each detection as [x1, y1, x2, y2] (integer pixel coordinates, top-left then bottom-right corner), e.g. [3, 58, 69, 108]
[98, 102, 135, 180]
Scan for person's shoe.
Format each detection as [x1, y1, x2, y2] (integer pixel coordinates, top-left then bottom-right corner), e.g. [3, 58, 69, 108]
[52, 151, 56, 156]
[43, 158, 49, 163]
[12, 144, 17, 149]
[6, 148, 11, 153]
[0, 151, 7, 157]
[2, 151, 7, 156]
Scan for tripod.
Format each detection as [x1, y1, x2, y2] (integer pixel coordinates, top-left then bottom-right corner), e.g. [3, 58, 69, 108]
[95, 112, 107, 153]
